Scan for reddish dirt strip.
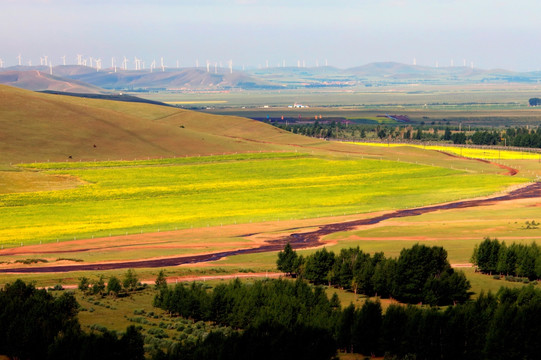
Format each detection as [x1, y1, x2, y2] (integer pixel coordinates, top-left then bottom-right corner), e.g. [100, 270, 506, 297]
[1, 182, 540, 274]
[436, 150, 518, 176]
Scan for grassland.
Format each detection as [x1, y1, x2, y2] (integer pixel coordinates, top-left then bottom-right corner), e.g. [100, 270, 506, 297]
[0, 152, 524, 247]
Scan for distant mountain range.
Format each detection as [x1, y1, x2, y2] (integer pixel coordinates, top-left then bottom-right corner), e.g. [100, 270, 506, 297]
[1, 62, 541, 93]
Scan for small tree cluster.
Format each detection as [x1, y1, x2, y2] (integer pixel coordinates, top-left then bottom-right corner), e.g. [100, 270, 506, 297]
[78, 269, 141, 297]
[283, 244, 471, 306]
[471, 237, 541, 280]
[0, 279, 144, 360]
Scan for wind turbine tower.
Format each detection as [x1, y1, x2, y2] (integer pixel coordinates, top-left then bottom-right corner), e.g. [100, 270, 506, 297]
[160, 57, 165, 72]
[228, 59, 233, 74]
[77, 54, 83, 66]
[61, 55, 66, 66]
[206, 60, 210, 73]
[17, 54, 22, 66]
[122, 56, 128, 71]
[95, 58, 102, 71]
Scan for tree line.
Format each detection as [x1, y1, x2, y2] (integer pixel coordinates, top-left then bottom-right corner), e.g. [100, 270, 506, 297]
[471, 237, 541, 280]
[278, 243, 471, 306]
[273, 121, 541, 149]
[0, 279, 144, 360]
[152, 276, 541, 360]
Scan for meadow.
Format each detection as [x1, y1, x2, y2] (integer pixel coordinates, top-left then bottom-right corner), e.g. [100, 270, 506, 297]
[0, 152, 525, 247]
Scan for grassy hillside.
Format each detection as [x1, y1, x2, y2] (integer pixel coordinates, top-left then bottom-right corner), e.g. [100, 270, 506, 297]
[0, 84, 310, 165]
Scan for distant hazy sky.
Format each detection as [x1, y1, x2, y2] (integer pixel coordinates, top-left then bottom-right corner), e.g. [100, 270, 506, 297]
[1, 0, 540, 71]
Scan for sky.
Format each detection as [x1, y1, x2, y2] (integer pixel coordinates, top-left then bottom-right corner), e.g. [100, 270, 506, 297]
[1, 0, 540, 71]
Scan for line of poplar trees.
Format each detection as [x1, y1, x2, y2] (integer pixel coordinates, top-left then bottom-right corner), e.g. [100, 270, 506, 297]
[471, 237, 541, 280]
[277, 243, 471, 306]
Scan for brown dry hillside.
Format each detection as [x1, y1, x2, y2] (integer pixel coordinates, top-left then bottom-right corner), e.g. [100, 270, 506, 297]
[0, 85, 314, 165]
[0, 70, 104, 94]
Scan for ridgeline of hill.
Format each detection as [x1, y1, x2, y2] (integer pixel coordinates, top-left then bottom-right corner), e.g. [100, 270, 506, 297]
[3, 62, 541, 93]
[0, 85, 311, 165]
[0, 70, 105, 94]
[0, 66, 280, 92]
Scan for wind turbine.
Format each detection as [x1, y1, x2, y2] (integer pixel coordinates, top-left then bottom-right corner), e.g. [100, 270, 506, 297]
[228, 59, 233, 74]
[40, 57, 44, 66]
[122, 56, 128, 70]
[413, 57, 417, 66]
[61, 55, 66, 66]
[150, 59, 156, 72]
[325, 59, 328, 66]
[77, 54, 83, 66]
[0, 58, 3, 68]
[214, 62, 217, 74]
[17, 54, 22, 66]
[160, 57, 164, 72]
[44, 55, 48, 66]
[196, 59, 199, 68]
[89, 57, 93, 68]
[49, 61, 53, 75]
[95, 58, 102, 71]
[206, 60, 210, 73]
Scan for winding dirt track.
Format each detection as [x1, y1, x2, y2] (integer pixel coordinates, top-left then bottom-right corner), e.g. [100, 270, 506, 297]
[2, 182, 540, 274]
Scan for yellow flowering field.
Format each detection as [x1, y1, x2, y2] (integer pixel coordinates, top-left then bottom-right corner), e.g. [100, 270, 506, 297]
[0, 153, 524, 246]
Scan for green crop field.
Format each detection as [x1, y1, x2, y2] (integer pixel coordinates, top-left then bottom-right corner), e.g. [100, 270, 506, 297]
[0, 152, 525, 247]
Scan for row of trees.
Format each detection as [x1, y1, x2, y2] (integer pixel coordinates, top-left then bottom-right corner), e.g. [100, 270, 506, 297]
[78, 268, 143, 296]
[0, 279, 144, 360]
[274, 121, 541, 149]
[471, 237, 541, 279]
[153, 277, 541, 360]
[278, 244, 471, 305]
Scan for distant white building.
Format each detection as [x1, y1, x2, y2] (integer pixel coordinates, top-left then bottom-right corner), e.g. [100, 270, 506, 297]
[289, 103, 309, 108]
